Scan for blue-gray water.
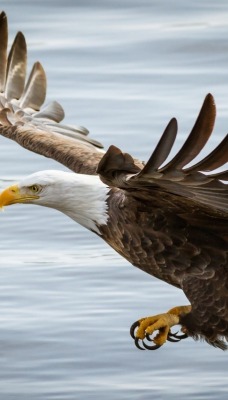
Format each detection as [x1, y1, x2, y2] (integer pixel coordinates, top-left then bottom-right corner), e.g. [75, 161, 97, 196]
[0, 1, 227, 399]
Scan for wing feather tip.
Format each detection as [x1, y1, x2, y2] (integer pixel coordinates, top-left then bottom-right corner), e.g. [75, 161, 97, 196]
[0, 10, 7, 20]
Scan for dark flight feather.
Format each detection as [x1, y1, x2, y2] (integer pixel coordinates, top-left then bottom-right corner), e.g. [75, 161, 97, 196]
[19, 61, 46, 110]
[0, 11, 7, 92]
[139, 118, 178, 174]
[160, 93, 216, 171]
[186, 133, 228, 173]
[5, 31, 27, 101]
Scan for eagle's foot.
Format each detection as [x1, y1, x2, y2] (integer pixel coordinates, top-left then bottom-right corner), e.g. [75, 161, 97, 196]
[130, 305, 191, 350]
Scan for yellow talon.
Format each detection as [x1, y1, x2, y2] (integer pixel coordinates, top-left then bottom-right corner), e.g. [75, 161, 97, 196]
[132, 305, 191, 350]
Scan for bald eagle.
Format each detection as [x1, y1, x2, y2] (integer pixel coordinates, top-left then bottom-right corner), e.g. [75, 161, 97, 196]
[0, 11, 227, 351]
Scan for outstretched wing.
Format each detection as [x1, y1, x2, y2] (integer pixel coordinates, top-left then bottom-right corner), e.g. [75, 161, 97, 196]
[98, 94, 228, 215]
[0, 11, 107, 175]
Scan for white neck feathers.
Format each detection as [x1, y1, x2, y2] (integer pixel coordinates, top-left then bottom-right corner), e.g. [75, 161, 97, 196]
[59, 174, 110, 234]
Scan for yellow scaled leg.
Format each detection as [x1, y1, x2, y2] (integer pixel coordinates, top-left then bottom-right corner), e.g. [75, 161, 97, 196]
[130, 305, 191, 350]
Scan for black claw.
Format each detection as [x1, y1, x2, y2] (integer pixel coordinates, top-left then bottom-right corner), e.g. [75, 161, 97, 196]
[130, 321, 140, 339]
[167, 336, 181, 343]
[145, 333, 153, 341]
[168, 331, 178, 337]
[169, 331, 188, 340]
[142, 341, 161, 350]
[134, 338, 145, 350]
[174, 333, 188, 340]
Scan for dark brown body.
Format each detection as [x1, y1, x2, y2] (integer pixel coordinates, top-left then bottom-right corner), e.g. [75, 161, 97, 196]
[100, 188, 228, 346]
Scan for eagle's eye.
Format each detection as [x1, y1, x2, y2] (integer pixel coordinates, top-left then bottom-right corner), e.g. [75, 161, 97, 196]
[29, 185, 40, 193]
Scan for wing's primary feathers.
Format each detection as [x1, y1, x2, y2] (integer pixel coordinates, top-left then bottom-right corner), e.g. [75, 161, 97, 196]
[98, 94, 228, 215]
[0, 11, 107, 175]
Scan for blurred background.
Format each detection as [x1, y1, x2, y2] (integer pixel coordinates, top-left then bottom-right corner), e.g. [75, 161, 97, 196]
[0, 1, 227, 399]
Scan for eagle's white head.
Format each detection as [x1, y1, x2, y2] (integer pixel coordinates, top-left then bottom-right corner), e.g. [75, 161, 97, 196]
[0, 170, 110, 234]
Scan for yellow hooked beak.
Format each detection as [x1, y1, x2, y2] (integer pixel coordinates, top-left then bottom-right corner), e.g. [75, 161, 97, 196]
[0, 184, 39, 209]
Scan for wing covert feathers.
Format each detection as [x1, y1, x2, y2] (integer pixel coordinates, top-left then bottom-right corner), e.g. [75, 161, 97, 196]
[98, 94, 228, 215]
[0, 11, 105, 174]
